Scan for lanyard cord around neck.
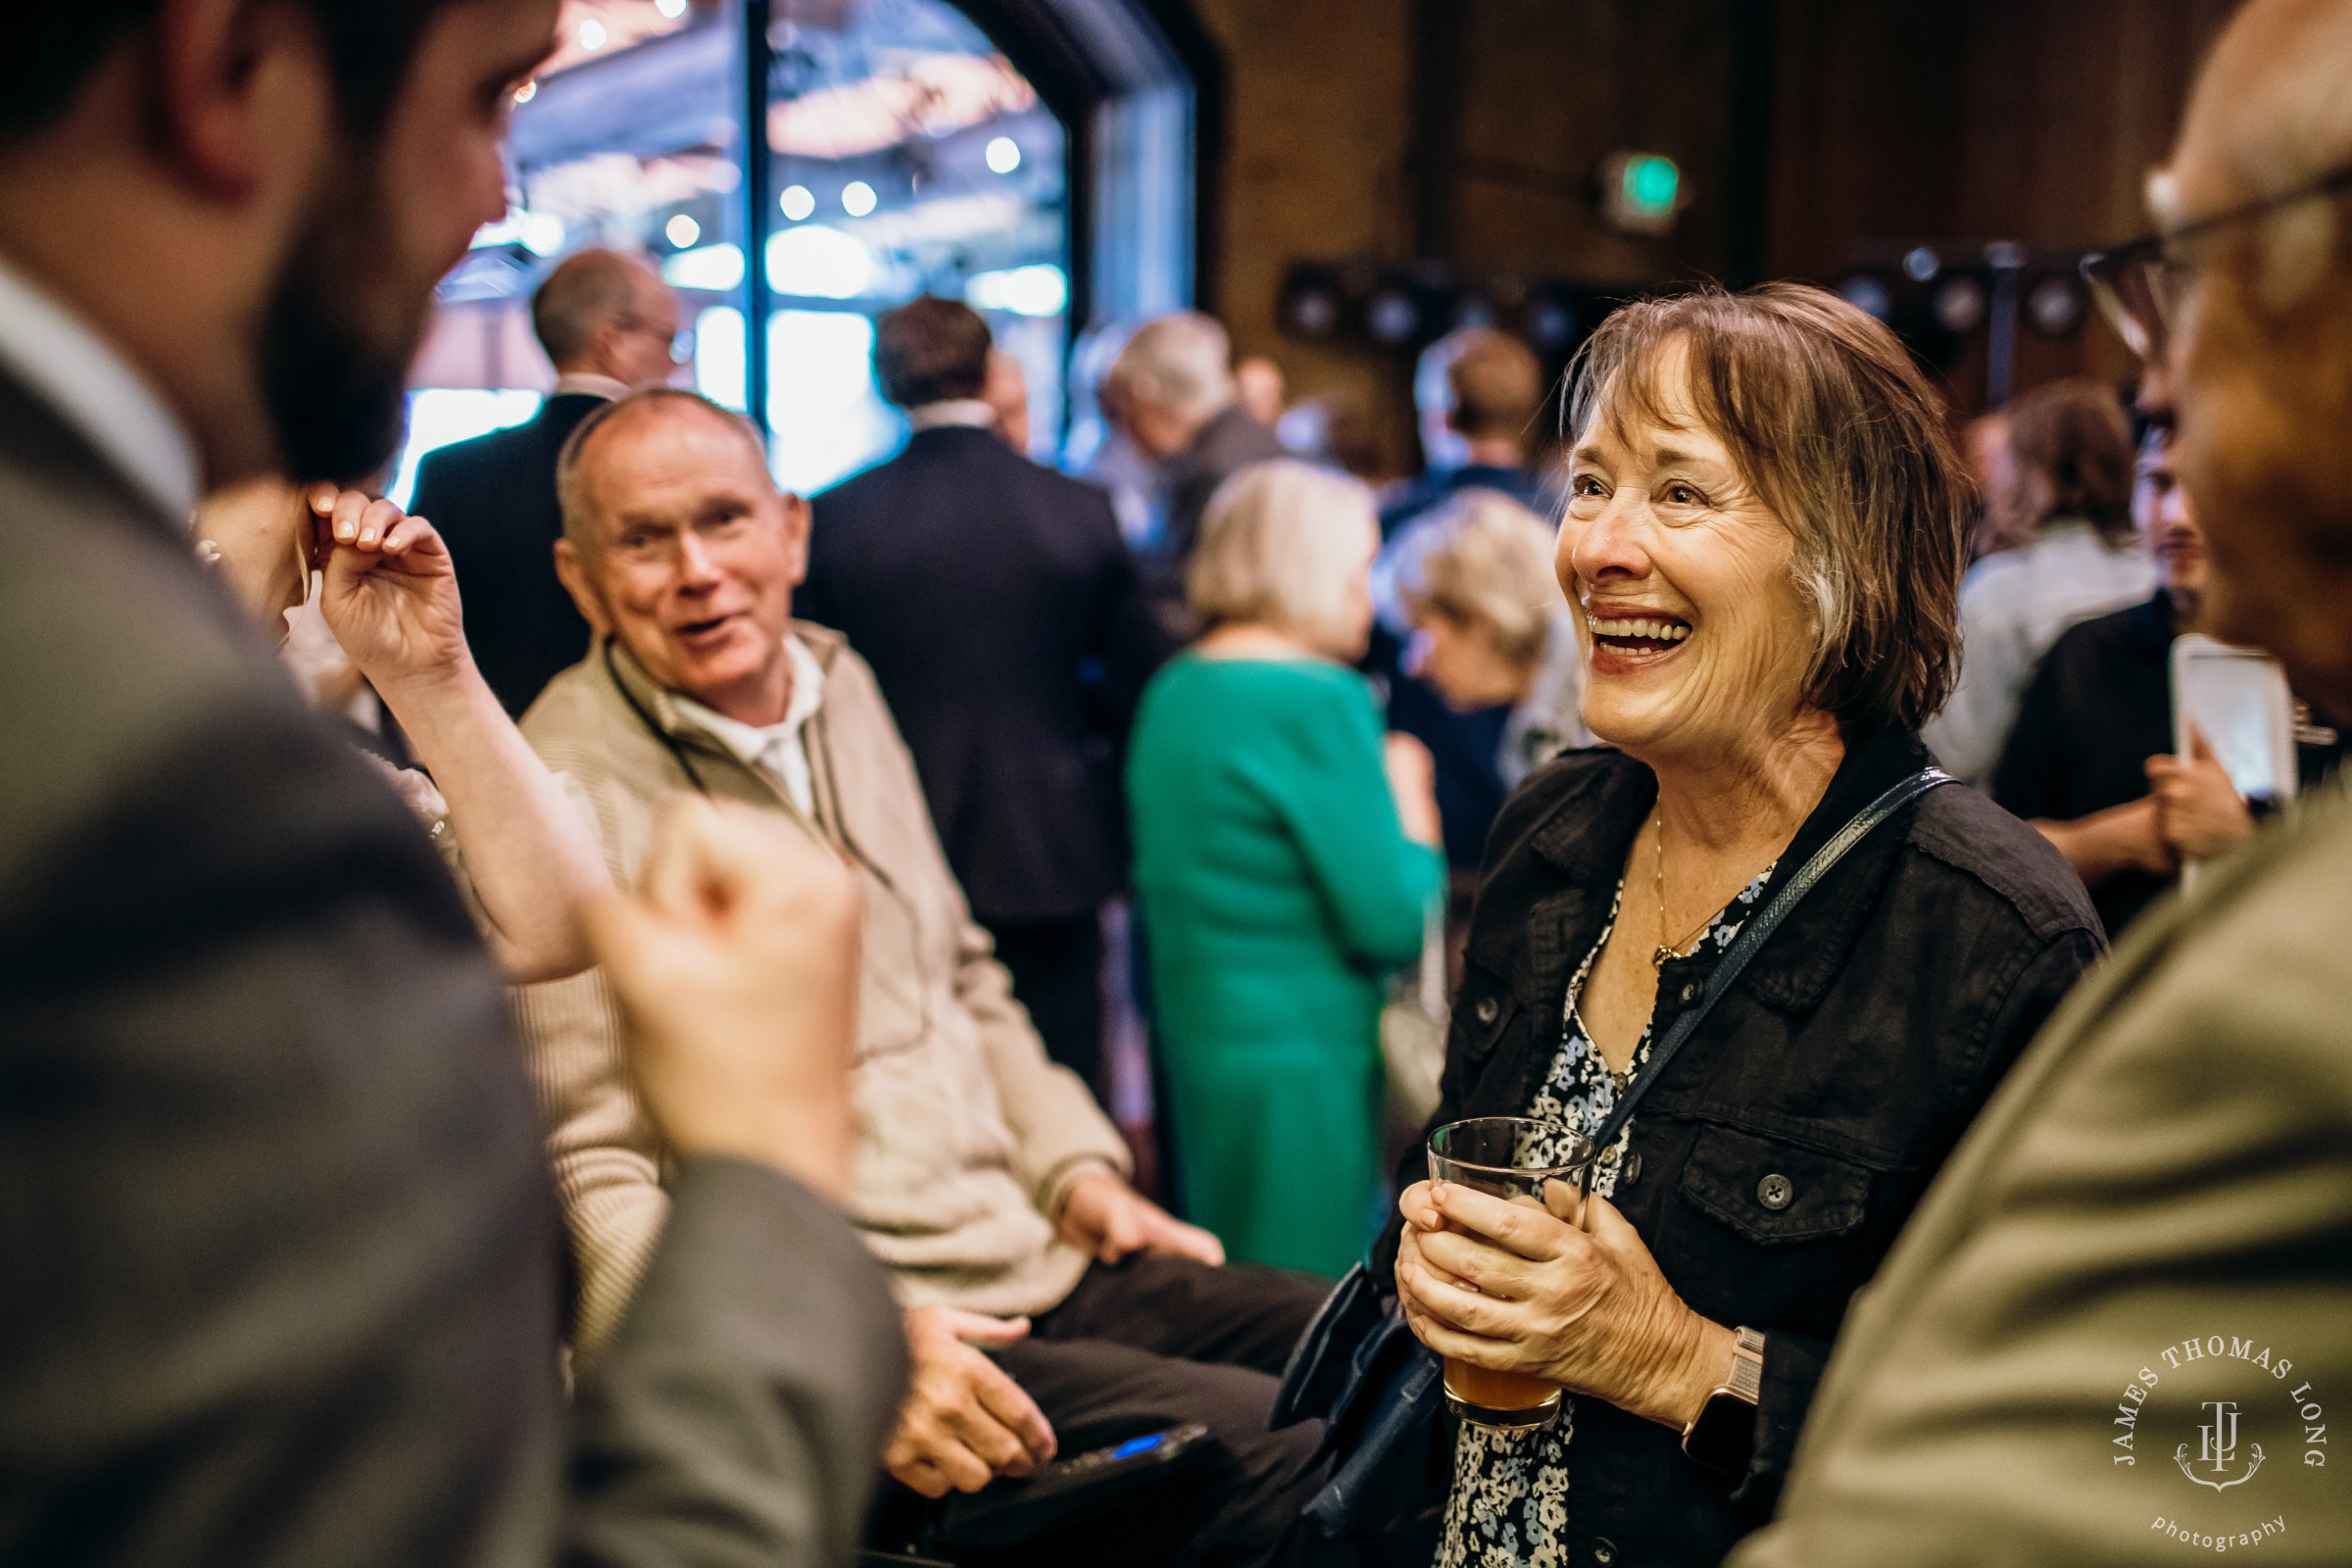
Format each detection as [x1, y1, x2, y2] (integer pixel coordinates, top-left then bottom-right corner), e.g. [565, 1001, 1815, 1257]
[603, 634, 901, 896]
[603, 637, 711, 796]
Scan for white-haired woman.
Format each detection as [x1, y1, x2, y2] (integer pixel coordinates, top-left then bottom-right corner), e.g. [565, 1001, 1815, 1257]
[1403, 489, 1595, 794]
[1127, 461, 1445, 1278]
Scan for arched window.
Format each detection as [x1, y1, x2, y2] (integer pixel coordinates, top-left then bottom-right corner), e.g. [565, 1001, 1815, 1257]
[395, 0, 1206, 501]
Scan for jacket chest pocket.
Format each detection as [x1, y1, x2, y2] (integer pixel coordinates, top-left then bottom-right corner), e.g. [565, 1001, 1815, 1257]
[1448, 967, 1526, 1104]
[1675, 1124, 1873, 1246]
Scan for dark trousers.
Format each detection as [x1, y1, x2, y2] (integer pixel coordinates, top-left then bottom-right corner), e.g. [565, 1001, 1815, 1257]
[992, 1255, 1342, 1568]
[991, 913, 1106, 1094]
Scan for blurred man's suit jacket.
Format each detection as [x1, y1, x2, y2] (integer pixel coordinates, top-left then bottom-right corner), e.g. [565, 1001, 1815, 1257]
[801, 423, 1165, 929]
[411, 390, 603, 717]
[801, 423, 1168, 1087]
[1731, 785, 2352, 1567]
[0, 364, 905, 1566]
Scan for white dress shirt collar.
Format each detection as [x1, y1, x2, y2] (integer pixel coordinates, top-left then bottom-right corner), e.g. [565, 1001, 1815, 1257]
[0, 253, 200, 524]
[553, 371, 632, 402]
[906, 398, 998, 432]
[671, 632, 828, 815]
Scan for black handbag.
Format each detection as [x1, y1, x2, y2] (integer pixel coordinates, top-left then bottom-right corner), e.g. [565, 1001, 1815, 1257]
[1269, 767, 1954, 1540]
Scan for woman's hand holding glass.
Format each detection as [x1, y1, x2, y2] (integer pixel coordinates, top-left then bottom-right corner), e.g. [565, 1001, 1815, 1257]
[1395, 1177, 1736, 1432]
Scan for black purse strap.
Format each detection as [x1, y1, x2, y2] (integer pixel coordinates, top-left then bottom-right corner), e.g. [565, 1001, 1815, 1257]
[1588, 766, 1953, 1153]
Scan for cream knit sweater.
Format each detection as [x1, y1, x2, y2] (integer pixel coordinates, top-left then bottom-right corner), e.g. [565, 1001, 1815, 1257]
[514, 627, 1129, 1354]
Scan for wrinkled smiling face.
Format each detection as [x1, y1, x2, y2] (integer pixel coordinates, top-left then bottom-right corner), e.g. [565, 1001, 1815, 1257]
[565, 406, 808, 718]
[1557, 339, 1819, 763]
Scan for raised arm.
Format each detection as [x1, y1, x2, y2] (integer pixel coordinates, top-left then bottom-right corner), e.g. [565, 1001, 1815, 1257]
[311, 486, 611, 981]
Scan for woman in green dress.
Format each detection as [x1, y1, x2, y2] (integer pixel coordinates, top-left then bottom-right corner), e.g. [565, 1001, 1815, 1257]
[1128, 461, 1446, 1278]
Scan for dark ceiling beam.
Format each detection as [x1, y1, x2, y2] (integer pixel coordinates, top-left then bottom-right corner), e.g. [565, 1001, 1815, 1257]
[1411, 0, 1464, 262]
[1723, 0, 1780, 289]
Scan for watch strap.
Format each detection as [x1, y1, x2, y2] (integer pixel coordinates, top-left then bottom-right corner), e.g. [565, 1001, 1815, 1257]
[1681, 1326, 1767, 1474]
[1724, 1324, 1765, 1403]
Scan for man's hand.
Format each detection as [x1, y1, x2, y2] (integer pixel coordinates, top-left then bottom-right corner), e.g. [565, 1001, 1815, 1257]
[581, 796, 862, 1200]
[2033, 795, 2176, 885]
[885, 1307, 1057, 1497]
[2147, 727, 2255, 862]
[308, 485, 470, 697]
[1055, 1168, 1224, 1266]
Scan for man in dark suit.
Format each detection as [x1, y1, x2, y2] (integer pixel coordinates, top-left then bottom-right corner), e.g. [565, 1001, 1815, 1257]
[412, 248, 683, 716]
[800, 298, 1166, 1091]
[1107, 311, 1288, 628]
[0, 4, 903, 1564]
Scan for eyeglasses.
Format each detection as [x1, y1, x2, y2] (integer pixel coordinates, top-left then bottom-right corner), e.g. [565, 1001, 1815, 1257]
[2082, 161, 2352, 362]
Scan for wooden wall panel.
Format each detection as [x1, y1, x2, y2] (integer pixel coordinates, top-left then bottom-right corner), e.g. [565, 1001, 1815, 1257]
[1184, 0, 2245, 451]
[1185, 0, 1415, 450]
[1767, 0, 2237, 410]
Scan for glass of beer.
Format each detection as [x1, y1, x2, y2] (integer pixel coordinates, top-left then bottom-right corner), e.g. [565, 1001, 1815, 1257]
[1424, 1116, 1596, 1430]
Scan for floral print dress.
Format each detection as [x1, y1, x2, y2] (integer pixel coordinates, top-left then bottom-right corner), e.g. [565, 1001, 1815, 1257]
[1434, 862, 1775, 1568]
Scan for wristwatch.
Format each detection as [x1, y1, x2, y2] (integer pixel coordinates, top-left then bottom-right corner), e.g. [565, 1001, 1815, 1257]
[1681, 1325, 1766, 1475]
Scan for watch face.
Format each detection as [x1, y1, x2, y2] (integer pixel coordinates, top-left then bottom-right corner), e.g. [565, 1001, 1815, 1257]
[1684, 1393, 1759, 1476]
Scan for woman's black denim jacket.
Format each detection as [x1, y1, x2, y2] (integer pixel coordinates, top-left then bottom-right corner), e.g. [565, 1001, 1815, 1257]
[1373, 726, 2103, 1566]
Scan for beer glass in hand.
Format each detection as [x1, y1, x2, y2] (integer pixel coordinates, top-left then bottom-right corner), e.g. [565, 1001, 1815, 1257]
[1425, 1116, 1596, 1429]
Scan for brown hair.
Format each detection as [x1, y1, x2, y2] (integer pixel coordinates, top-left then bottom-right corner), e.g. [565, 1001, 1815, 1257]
[1446, 329, 1544, 440]
[2, 1, 465, 143]
[873, 296, 994, 408]
[2004, 377, 2135, 544]
[1567, 282, 1970, 735]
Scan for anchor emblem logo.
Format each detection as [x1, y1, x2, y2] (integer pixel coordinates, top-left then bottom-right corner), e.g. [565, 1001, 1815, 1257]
[2175, 1400, 2265, 1492]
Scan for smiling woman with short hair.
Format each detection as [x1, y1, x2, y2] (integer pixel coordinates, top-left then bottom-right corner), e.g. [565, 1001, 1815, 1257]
[1377, 282, 2106, 1566]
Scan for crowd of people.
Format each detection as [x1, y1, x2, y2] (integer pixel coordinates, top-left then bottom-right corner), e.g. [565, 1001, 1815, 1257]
[5, 1, 2352, 1566]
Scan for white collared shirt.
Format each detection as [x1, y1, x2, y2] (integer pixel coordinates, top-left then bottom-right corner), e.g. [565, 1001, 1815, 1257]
[906, 398, 997, 432]
[1924, 518, 2160, 784]
[553, 371, 632, 402]
[0, 253, 199, 523]
[671, 633, 827, 814]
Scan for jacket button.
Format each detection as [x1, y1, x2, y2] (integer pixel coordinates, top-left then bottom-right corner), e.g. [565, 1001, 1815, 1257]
[1757, 1173, 1794, 1210]
[1678, 982, 1700, 1004]
[1474, 996, 1499, 1025]
[1621, 1152, 1642, 1186]
[1592, 1540, 1618, 1565]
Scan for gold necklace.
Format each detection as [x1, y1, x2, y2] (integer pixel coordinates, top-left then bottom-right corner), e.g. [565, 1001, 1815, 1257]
[1651, 813, 1745, 969]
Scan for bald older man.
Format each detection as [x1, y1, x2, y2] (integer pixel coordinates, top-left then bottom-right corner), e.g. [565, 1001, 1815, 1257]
[414, 248, 682, 715]
[1730, 4, 2352, 1564]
